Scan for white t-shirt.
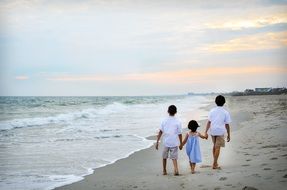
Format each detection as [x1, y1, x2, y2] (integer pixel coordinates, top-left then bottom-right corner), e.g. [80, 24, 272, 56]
[208, 106, 231, 136]
[160, 116, 182, 147]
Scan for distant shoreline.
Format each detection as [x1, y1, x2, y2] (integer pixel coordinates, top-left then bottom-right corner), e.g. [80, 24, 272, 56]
[187, 87, 287, 97]
[230, 91, 287, 96]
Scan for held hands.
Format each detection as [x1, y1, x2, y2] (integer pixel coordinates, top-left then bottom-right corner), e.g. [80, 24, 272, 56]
[156, 142, 185, 150]
[204, 133, 208, 140]
[179, 143, 183, 150]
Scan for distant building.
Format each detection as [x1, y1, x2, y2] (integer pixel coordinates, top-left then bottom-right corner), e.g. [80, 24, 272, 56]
[271, 88, 286, 93]
[244, 89, 254, 93]
[231, 87, 286, 96]
[255, 88, 272, 93]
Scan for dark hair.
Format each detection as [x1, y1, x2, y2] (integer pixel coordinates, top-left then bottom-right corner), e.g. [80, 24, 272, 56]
[188, 120, 199, 132]
[168, 105, 177, 115]
[215, 95, 226, 106]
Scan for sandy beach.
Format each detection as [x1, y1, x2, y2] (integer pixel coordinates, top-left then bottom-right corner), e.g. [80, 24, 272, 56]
[55, 95, 287, 190]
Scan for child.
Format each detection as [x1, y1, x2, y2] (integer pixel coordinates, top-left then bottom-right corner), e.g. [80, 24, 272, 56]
[180, 120, 206, 174]
[155, 105, 182, 176]
[204, 95, 231, 169]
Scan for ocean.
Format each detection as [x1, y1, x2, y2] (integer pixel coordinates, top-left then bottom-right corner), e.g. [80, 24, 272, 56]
[0, 95, 211, 190]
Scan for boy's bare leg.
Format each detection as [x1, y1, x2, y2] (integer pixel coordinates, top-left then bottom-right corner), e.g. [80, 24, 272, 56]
[163, 159, 167, 175]
[189, 161, 192, 171]
[213, 147, 221, 169]
[172, 159, 179, 175]
[213, 145, 216, 159]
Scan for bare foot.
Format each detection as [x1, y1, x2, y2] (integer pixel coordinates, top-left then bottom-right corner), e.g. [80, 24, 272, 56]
[212, 165, 221, 170]
[163, 171, 167, 175]
[174, 172, 179, 176]
[191, 171, 195, 174]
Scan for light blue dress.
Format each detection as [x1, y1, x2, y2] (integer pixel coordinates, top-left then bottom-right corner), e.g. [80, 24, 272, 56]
[186, 132, 202, 163]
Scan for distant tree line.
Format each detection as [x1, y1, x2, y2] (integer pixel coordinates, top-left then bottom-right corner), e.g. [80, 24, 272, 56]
[230, 87, 287, 96]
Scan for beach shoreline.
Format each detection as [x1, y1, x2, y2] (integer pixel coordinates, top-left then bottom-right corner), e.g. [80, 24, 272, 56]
[55, 95, 287, 190]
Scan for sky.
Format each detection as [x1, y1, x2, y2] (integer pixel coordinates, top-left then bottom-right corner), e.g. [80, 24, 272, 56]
[0, 0, 287, 96]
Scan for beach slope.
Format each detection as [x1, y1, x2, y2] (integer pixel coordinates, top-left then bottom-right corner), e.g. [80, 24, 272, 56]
[55, 95, 287, 190]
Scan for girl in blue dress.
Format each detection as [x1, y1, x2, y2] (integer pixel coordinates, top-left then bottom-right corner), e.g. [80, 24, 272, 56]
[180, 120, 207, 174]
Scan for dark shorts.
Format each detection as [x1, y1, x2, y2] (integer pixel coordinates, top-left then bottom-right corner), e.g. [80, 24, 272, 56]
[211, 135, 225, 148]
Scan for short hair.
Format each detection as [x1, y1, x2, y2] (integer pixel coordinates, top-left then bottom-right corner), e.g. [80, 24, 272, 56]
[215, 95, 226, 106]
[168, 105, 177, 115]
[188, 120, 199, 132]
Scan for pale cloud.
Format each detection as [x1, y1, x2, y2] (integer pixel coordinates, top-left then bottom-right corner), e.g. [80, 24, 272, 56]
[201, 31, 287, 53]
[15, 76, 29, 80]
[46, 66, 287, 84]
[205, 13, 287, 30]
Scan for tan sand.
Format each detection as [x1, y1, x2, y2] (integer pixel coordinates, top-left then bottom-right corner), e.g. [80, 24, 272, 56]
[55, 95, 287, 190]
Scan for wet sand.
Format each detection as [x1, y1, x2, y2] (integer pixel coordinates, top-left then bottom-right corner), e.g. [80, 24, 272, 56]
[55, 95, 287, 190]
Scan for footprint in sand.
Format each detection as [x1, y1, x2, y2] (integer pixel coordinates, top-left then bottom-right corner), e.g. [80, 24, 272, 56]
[242, 164, 250, 167]
[263, 168, 272, 170]
[214, 187, 221, 190]
[200, 165, 211, 168]
[246, 159, 252, 162]
[270, 157, 278, 160]
[261, 163, 268, 166]
[224, 184, 232, 187]
[242, 186, 258, 190]
[284, 174, 287, 178]
[180, 183, 185, 189]
[251, 173, 261, 177]
[261, 144, 280, 148]
[277, 169, 287, 172]
[219, 177, 227, 181]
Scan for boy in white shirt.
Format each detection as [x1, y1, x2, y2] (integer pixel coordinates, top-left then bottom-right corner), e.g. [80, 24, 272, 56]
[156, 105, 182, 175]
[205, 95, 231, 169]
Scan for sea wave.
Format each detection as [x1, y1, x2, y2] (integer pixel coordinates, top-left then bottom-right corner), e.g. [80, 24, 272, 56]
[0, 95, 211, 190]
[0, 102, 130, 131]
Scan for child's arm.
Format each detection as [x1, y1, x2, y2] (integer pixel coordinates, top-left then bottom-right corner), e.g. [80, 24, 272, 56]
[225, 124, 231, 142]
[204, 121, 211, 139]
[198, 132, 207, 139]
[180, 133, 188, 149]
[178, 133, 182, 149]
[155, 130, 163, 150]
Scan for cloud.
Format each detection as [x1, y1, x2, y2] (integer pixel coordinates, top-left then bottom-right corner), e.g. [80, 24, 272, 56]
[200, 31, 287, 53]
[46, 66, 287, 83]
[205, 13, 287, 30]
[15, 75, 29, 80]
